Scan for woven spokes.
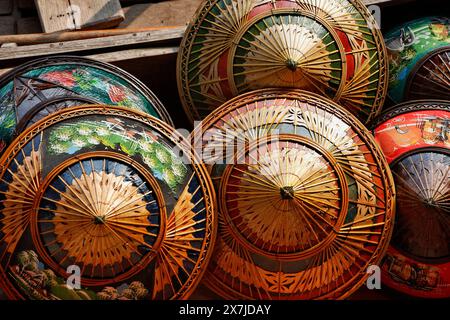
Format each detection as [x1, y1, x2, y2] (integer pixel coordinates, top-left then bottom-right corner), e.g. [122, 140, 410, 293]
[391, 151, 450, 260]
[0, 106, 216, 300]
[232, 14, 343, 96]
[178, 0, 387, 123]
[34, 157, 162, 281]
[196, 89, 395, 299]
[407, 49, 450, 101]
[221, 137, 344, 258]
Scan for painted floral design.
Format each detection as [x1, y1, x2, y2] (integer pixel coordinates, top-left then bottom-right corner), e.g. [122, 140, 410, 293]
[9, 250, 149, 300]
[0, 84, 17, 151]
[9, 250, 97, 300]
[430, 23, 449, 40]
[97, 282, 148, 300]
[108, 85, 127, 103]
[386, 17, 450, 102]
[37, 67, 135, 106]
[0, 64, 160, 150]
[48, 119, 187, 189]
[42, 70, 76, 87]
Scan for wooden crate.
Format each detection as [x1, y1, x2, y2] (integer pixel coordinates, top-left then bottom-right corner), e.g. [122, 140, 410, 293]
[34, 0, 124, 33]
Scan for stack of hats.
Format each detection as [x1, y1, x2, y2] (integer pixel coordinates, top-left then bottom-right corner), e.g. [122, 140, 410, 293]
[374, 16, 450, 299]
[0, 1, 447, 300]
[177, 0, 396, 300]
[0, 56, 216, 300]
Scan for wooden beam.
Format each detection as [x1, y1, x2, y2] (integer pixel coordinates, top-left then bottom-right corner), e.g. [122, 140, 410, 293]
[0, 26, 185, 61]
[0, 46, 179, 76]
[85, 46, 179, 63]
[120, 0, 203, 28]
[0, 26, 182, 45]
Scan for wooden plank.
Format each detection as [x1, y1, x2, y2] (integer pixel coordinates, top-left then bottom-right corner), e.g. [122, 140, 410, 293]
[70, 0, 124, 29]
[0, 26, 180, 45]
[0, 46, 179, 77]
[85, 46, 179, 63]
[120, 0, 203, 28]
[34, 0, 124, 33]
[34, 0, 72, 32]
[0, 26, 185, 61]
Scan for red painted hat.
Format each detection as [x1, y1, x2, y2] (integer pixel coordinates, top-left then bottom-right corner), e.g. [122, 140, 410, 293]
[373, 100, 450, 299]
